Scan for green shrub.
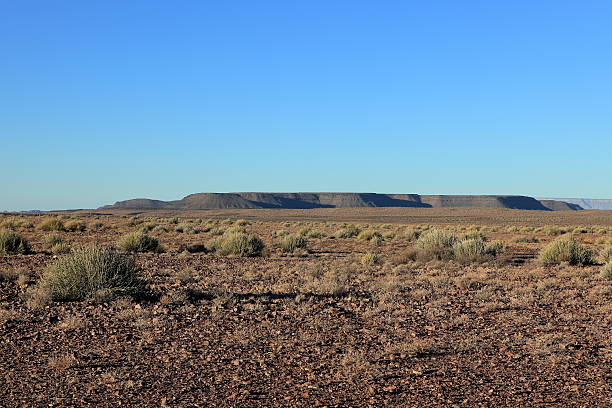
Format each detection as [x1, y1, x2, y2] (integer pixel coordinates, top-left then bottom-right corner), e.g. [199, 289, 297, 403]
[279, 234, 308, 253]
[117, 232, 159, 253]
[39, 246, 145, 301]
[538, 235, 594, 265]
[38, 217, 65, 231]
[0, 229, 30, 254]
[207, 230, 264, 257]
[601, 262, 612, 280]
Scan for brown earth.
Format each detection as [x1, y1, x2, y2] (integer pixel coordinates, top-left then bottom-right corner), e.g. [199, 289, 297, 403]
[1, 210, 610, 407]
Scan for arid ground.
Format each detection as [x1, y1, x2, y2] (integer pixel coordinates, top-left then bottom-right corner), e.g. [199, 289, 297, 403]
[1, 208, 610, 407]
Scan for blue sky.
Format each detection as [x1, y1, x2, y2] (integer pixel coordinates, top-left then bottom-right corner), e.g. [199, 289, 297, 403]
[2, 1, 611, 210]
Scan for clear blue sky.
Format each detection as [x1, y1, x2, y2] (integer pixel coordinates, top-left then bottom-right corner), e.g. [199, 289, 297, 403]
[2, 1, 611, 210]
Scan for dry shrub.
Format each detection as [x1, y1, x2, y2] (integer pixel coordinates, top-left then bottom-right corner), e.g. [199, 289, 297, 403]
[361, 252, 380, 265]
[117, 232, 159, 253]
[207, 230, 264, 257]
[38, 217, 65, 231]
[599, 246, 612, 264]
[333, 226, 360, 239]
[601, 262, 612, 280]
[279, 234, 308, 253]
[38, 246, 146, 302]
[0, 229, 30, 254]
[538, 235, 594, 265]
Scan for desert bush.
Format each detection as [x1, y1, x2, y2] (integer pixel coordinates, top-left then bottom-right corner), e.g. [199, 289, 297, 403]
[599, 246, 612, 264]
[65, 220, 86, 232]
[361, 252, 380, 265]
[117, 232, 159, 253]
[44, 233, 64, 249]
[38, 246, 145, 302]
[207, 230, 264, 257]
[38, 217, 65, 231]
[279, 234, 308, 253]
[371, 235, 384, 246]
[401, 228, 421, 241]
[601, 262, 612, 280]
[452, 239, 501, 263]
[0, 229, 30, 254]
[236, 219, 250, 226]
[334, 226, 361, 239]
[538, 235, 594, 266]
[460, 231, 487, 241]
[416, 229, 459, 250]
[50, 243, 71, 255]
[514, 236, 539, 243]
[357, 230, 382, 241]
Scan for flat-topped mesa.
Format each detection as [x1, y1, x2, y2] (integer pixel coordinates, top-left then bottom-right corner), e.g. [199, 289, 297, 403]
[101, 193, 583, 211]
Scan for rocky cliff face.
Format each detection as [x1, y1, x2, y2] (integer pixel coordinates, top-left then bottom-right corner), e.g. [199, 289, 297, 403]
[102, 193, 583, 211]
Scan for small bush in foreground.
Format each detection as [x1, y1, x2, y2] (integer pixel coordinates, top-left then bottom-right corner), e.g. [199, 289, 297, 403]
[38, 217, 65, 231]
[0, 229, 30, 254]
[117, 232, 159, 253]
[601, 262, 612, 280]
[207, 230, 264, 257]
[279, 234, 308, 253]
[38, 246, 146, 302]
[538, 235, 594, 266]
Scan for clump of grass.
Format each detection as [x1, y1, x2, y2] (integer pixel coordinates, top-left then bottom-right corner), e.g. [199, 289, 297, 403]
[401, 228, 421, 242]
[64, 220, 86, 232]
[207, 230, 264, 257]
[236, 219, 250, 226]
[538, 235, 594, 266]
[50, 243, 71, 255]
[38, 217, 65, 231]
[416, 229, 459, 250]
[279, 233, 308, 253]
[0, 229, 30, 254]
[414, 229, 458, 260]
[38, 246, 146, 302]
[452, 239, 502, 263]
[601, 262, 612, 280]
[357, 230, 382, 241]
[361, 252, 380, 265]
[599, 246, 612, 264]
[44, 233, 64, 250]
[117, 232, 159, 253]
[334, 226, 361, 239]
[514, 236, 539, 243]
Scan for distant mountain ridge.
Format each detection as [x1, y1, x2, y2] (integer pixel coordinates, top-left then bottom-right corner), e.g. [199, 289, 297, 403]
[537, 198, 612, 210]
[102, 193, 583, 211]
